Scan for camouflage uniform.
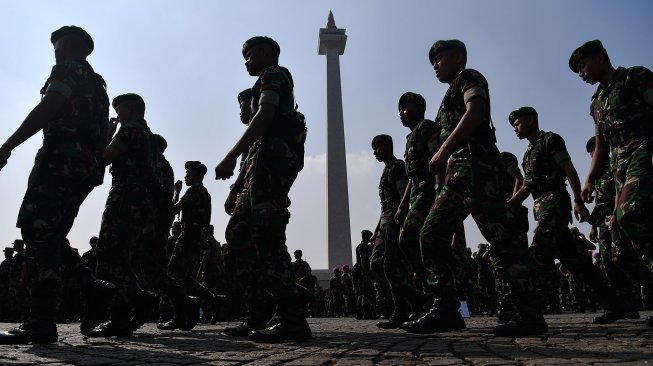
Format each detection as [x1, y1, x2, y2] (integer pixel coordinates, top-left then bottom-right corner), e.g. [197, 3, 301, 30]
[95, 118, 156, 323]
[590, 66, 653, 271]
[17, 60, 108, 322]
[590, 157, 653, 301]
[420, 68, 539, 319]
[355, 241, 375, 318]
[400, 119, 440, 279]
[522, 131, 615, 308]
[224, 65, 304, 324]
[293, 258, 312, 287]
[0, 253, 12, 320]
[374, 157, 413, 319]
[167, 182, 216, 303]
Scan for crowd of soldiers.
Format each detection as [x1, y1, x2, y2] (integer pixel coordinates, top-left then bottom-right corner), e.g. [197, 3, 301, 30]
[0, 23, 651, 346]
[0, 26, 309, 344]
[350, 38, 653, 338]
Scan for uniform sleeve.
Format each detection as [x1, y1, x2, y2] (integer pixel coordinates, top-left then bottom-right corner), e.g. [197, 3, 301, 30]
[546, 133, 571, 164]
[501, 152, 520, 176]
[393, 161, 408, 197]
[258, 68, 288, 107]
[179, 185, 197, 207]
[627, 66, 653, 107]
[419, 120, 441, 156]
[108, 124, 134, 151]
[45, 62, 80, 99]
[458, 70, 489, 104]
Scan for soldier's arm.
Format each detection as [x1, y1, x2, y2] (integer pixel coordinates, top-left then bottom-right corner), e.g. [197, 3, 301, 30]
[560, 159, 590, 222]
[429, 98, 486, 174]
[102, 137, 127, 164]
[0, 92, 67, 170]
[215, 104, 276, 179]
[583, 137, 609, 203]
[395, 180, 412, 222]
[507, 183, 530, 208]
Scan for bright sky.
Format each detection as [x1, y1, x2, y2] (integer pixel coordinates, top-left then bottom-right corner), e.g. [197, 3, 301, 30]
[0, 1, 651, 269]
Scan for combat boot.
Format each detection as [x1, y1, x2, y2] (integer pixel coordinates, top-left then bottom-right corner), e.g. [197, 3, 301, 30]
[87, 320, 133, 338]
[130, 289, 159, 332]
[224, 298, 274, 337]
[0, 320, 58, 345]
[592, 301, 639, 324]
[377, 299, 408, 329]
[400, 298, 466, 334]
[78, 268, 116, 336]
[178, 296, 200, 331]
[248, 297, 312, 343]
[493, 314, 548, 337]
[407, 289, 430, 321]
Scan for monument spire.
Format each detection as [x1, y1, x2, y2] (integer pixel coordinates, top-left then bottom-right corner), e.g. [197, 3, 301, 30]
[318, 12, 351, 270]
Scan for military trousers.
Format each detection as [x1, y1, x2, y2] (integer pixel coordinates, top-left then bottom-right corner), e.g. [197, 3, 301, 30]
[17, 147, 98, 321]
[613, 139, 653, 271]
[399, 190, 435, 279]
[420, 170, 539, 318]
[530, 192, 614, 306]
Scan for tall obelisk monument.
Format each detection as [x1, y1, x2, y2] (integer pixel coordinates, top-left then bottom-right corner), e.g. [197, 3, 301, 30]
[318, 11, 352, 269]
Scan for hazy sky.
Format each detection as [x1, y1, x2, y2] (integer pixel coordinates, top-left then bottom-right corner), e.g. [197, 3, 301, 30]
[0, 1, 651, 269]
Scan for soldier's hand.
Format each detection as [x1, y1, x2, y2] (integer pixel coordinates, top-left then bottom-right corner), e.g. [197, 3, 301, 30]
[394, 207, 404, 224]
[581, 181, 595, 203]
[589, 225, 598, 243]
[607, 214, 618, 230]
[174, 180, 183, 192]
[215, 154, 237, 180]
[429, 149, 448, 175]
[0, 145, 11, 171]
[573, 202, 590, 223]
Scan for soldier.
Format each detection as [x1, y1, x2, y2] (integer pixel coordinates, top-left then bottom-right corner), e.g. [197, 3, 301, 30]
[370, 134, 415, 329]
[508, 106, 636, 323]
[355, 230, 376, 319]
[158, 161, 224, 331]
[88, 93, 159, 338]
[82, 236, 98, 272]
[394, 92, 439, 319]
[0, 248, 14, 321]
[570, 40, 653, 327]
[197, 225, 226, 324]
[401, 40, 545, 337]
[329, 267, 345, 317]
[293, 250, 312, 288]
[215, 36, 310, 342]
[341, 264, 355, 316]
[166, 221, 182, 259]
[0, 26, 115, 344]
[585, 135, 653, 315]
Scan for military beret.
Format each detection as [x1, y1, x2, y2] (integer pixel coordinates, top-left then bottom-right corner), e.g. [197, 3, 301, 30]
[398, 92, 426, 112]
[238, 88, 252, 103]
[508, 106, 538, 125]
[361, 230, 373, 240]
[112, 93, 145, 109]
[185, 160, 208, 176]
[371, 134, 393, 148]
[242, 36, 280, 60]
[12, 239, 23, 245]
[51, 25, 94, 55]
[586, 136, 596, 153]
[429, 39, 466, 64]
[569, 40, 607, 73]
[3, 247, 14, 253]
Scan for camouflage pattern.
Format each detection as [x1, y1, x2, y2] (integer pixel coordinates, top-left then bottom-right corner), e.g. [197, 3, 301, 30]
[399, 119, 439, 277]
[95, 118, 156, 322]
[17, 60, 109, 321]
[591, 66, 653, 270]
[355, 241, 375, 318]
[375, 158, 413, 316]
[293, 258, 312, 287]
[522, 131, 614, 307]
[224, 65, 302, 319]
[420, 68, 540, 318]
[167, 183, 215, 303]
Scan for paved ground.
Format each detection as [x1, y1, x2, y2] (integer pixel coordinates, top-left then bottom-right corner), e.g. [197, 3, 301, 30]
[1, 312, 652, 365]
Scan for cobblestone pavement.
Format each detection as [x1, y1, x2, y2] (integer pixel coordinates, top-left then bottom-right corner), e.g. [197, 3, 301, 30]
[1, 312, 652, 365]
